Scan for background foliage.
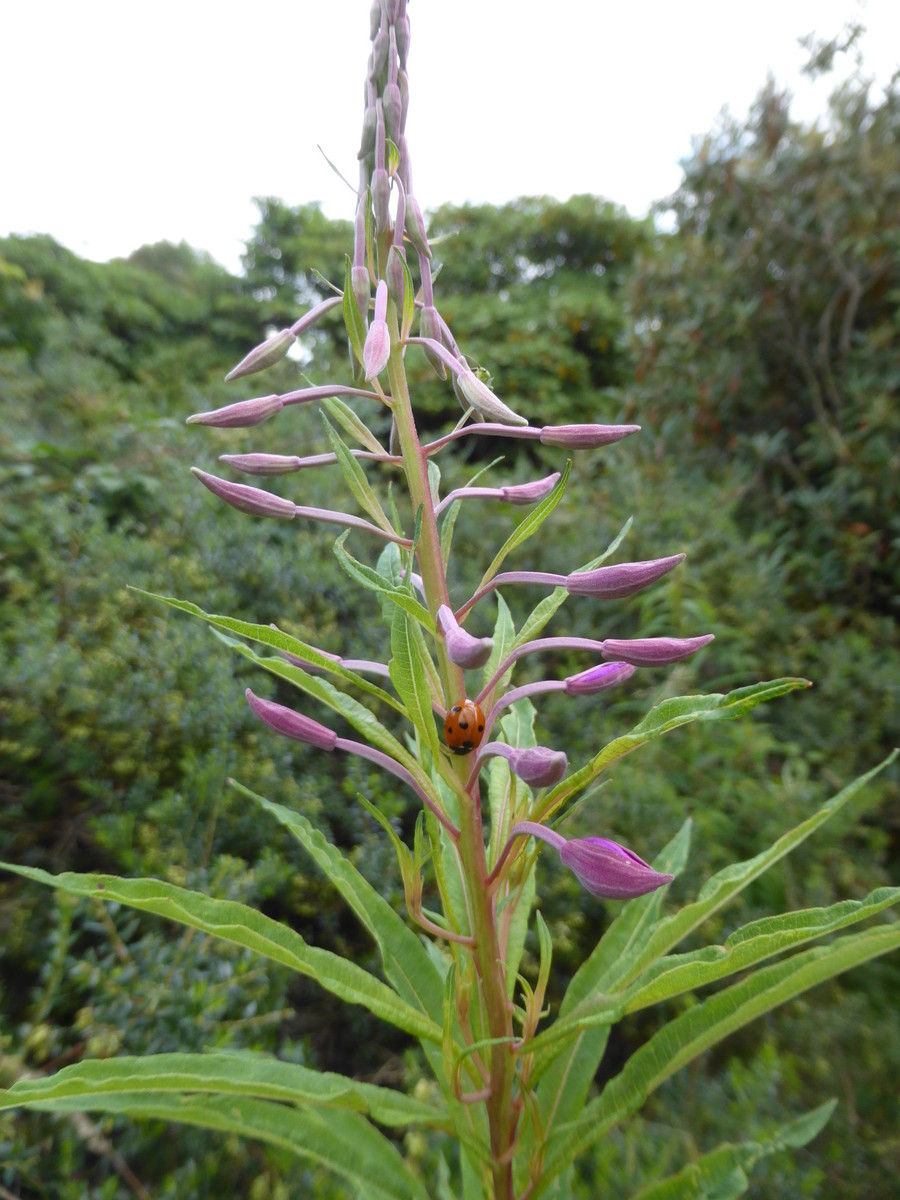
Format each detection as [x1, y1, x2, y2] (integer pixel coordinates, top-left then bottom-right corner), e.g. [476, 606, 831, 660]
[1, 45, 898, 1198]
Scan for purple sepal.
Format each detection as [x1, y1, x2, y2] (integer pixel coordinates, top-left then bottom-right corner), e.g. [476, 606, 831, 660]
[456, 370, 528, 427]
[482, 743, 568, 788]
[191, 468, 295, 519]
[566, 554, 685, 598]
[225, 329, 296, 382]
[437, 605, 493, 668]
[602, 634, 714, 666]
[563, 662, 635, 695]
[186, 394, 284, 428]
[539, 424, 641, 448]
[558, 837, 674, 899]
[500, 472, 560, 505]
[245, 689, 337, 751]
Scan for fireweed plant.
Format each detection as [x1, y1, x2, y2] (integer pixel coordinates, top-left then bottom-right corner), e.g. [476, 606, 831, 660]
[3, 4, 899, 1198]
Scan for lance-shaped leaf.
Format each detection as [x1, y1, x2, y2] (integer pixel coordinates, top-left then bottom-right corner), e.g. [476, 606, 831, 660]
[534, 679, 811, 823]
[130, 589, 404, 715]
[320, 393, 386, 454]
[322, 415, 395, 532]
[537, 924, 900, 1192]
[236, 783, 445, 1027]
[0, 1051, 447, 1129]
[4, 1090, 429, 1200]
[0, 864, 442, 1044]
[390, 606, 443, 762]
[334, 532, 435, 631]
[628, 1101, 836, 1200]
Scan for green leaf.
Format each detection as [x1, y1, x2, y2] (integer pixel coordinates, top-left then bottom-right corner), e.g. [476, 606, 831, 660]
[539, 925, 900, 1190]
[482, 592, 517, 699]
[343, 255, 367, 367]
[615, 751, 899, 988]
[476, 460, 571, 590]
[0, 1051, 447, 1130]
[322, 415, 395, 532]
[390, 607, 442, 761]
[0, 864, 443, 1045]
[623, 885, 900, 1014]
[131, 588, 403, 715]
[8, 1090, 429, 1200]
[320, 393, 385, 454]
[236, 782, 445, 1027]
[535, 679, 811, 822]
[334, 532, 435, 630]
[397, 243, 417, 339]
[627, 1102, 836, 1200]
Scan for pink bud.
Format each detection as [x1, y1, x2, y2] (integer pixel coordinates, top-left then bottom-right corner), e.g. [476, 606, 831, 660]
[363, 281, 391, 380]
[437, 605, 493, 669]
[601, 634, 714, 666]
[563, 662, 635, 696]
[218, 454, 302, 477]
[225, 329, 296, 382]
[186, 394, 284, 428]
[191, 468, 296, 519]
[540, 424, 641, 448]
[481, 743, 568, 788]
[566, 554, 685, 598]
[245, 689, 337, 751]
[559, 837, 674, 899]
[456, 370, 527, 427]
[499, 472, 560, 505]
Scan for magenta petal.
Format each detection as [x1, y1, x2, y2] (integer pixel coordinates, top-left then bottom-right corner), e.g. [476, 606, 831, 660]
[558, 837, 674, 899]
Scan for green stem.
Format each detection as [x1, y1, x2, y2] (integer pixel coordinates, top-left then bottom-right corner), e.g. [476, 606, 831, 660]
[386, 328, 519, 1198]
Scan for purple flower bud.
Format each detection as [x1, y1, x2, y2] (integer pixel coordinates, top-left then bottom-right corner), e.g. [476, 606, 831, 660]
[246, 688, 337, 751]
[481, 743, 568, 788]
[419, 307, 446, 379]
[457, 370, 528, 427]
[191, 468, 296, 519]
[601, 634, 715, 666]
[386, 245, 406, 311]
[225, 329, 296, 382]
[372, 168, 391, 233]
[351, 264, 371, 322]
[563, 661, 635, 696]
[363, 281, 391, 380]
[368, 0, 381, 40]
[218, 454, 302, 477]
[539, 424, 641, 448]
[404, 195, 431, 259]
[437, 605, 493, 669]
[559, 837, 674, 900]
[395, 15, 410, 64]
[358, 104, 377, 160]
[186, 394, 284, 428]
[383, 81, 402, 141]
[370, 27, 389, 83]
[499, 472, 560, 505]
[566, 554, 685, 599]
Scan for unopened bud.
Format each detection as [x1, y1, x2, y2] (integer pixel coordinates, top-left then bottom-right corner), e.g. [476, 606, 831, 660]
[601, 634, 714, 666]
[566, 554, 685, 599]
[225, 329, 295, 382]
[540, 424, 641, 448]
[404, 195, 431, 259]
[186, 394, 283, 428]
[191, 468, 296, 519]
[372, 168, 391, 233]
[457, 370, 527, 427]
[351, 264, 371, 322]
[500, 472, 560, 505]
[383, 82, 402, 142]
[420, 307, 446, 379]
[563, 662, 635, 696]
[482, 743, 568, 788]
[437, 605, 493, 669]
[246, 689, 337, 751]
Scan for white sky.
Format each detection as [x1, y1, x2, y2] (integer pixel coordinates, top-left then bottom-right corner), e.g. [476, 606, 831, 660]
[2, 0, 897, 275]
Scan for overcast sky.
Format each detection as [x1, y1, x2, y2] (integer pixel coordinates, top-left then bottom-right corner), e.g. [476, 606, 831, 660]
[3, 0, 897, 275]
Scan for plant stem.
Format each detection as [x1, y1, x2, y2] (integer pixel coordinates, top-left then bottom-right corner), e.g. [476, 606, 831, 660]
[386, 325, 519, 1198]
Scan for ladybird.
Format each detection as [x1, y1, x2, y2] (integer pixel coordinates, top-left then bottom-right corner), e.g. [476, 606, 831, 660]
[444, 699, 486, 756]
